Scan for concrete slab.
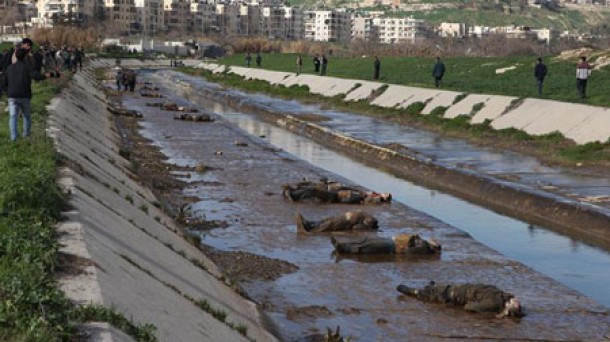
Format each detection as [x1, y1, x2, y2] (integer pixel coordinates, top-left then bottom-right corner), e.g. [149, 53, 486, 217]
[444, 94, 491, 119]
[397, 88, 437, 109]
[344, 81, 384, 102]
[81, 322, 134, 342]
[48, 70, 278, 342]
[371, 85, 411, 108]
[566, 111, 610, 144]
[471, 95, 517, 124]
[421, 90, 463, 114]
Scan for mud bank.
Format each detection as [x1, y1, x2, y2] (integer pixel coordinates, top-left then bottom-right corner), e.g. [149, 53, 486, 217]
[200, 62, 610, 145]
[116, 71, 610, 341]
[47, 69, 277, 341]
[169, 74, 610, 251]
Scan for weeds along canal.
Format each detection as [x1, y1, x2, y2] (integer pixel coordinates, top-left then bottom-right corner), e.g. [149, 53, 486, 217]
[140, 69, 610, 310]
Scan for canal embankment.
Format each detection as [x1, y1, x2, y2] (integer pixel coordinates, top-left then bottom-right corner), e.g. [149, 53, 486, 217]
[162, 67, 610, 251]
[48, 64, 277, 341]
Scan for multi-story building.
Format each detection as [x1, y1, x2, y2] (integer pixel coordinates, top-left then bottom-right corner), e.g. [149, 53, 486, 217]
[191, 0, 216, 34]
[164, 0, 192, 34]
[38, 0, 93, 25]
[260, 5, 300, 39]
[104, 0, 137, 34]
[303, 9, 352, 43]
[372, 16, 425, 43]
[352, 15, 375, 41]
[135, 0, 164, 36]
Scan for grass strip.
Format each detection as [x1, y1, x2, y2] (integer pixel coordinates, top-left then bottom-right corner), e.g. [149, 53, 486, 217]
[180, 67, 610, 166]
[0, 76, 156, 341]
[218, 53, 610, 107]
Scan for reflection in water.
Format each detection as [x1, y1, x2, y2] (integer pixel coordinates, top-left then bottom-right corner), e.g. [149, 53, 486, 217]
[219, 109, 610, 308]
[155, 72, 610, 308]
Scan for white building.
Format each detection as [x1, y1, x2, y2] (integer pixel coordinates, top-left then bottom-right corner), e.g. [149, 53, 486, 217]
[38, 0, 91, 25]
[260, 5, 301, 39]
[303, 9, 352, 43]
[372, 16, 425, 43]
[135, 0, 164, 35]
[439, 22, 467, 38]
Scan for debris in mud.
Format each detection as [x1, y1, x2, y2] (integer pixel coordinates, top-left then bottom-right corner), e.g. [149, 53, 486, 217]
[173, 113, 214, 122]
[286, 305, 333, 321]
[336, 307, 361, 315]
[295, 326, 351, 342]
[107, 102, 143, 118]
[376, 318, 388, 324]
[140, 85, 160, 91]
[214, 151, 223, 156]
[234, 140, 249, 147]
[298, 113, 331, 122]
[200, 245, 298, 282]
[195, 162, 208, 173]
[140, 91, 163, 98]
[580, 195, 610, 203]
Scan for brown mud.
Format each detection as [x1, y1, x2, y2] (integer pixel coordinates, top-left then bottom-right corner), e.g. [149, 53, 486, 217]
[111, 94, 298, 284]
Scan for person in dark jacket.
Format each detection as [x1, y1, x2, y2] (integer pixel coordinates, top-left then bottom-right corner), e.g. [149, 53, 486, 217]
[534, 57, 548, 96]
[4, 48, 43, 141]
[432, 57, 446, 88]
[313, 54, 320, 73]
[320, 55, 328, 75]
[397, 281, 524, 318]
[296, 210, 378, 234]
[373, 56, 381, 80]
[255, 53, 262, 67]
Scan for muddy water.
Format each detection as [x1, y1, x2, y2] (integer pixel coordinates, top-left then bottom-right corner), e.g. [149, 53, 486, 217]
[124, 72, 610, 341]
[149, 71, 610, 309]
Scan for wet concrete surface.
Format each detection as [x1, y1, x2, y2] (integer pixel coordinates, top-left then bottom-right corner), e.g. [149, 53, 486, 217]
[117, 72, 610, 341]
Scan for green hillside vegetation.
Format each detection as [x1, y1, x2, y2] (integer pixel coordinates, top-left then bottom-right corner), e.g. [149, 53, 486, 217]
[219, 52, 610, 107]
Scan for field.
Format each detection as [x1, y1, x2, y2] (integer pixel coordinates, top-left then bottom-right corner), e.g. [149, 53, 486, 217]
[219, 52, 610, 107]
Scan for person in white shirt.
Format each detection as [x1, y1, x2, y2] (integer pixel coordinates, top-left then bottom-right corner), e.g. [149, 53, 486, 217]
[576, 56, 592, 99]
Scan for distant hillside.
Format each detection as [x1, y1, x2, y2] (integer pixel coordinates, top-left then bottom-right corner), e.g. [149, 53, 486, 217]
[292, 0, 610, 33]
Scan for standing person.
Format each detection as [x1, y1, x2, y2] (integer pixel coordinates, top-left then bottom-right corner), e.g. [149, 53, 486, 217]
[255, 52, 262, 67]
[373, 56, 381, 80]
[116, 67, 124, 91]
[576, 56, 592, 99]
[73, 48, 83, 72]
[313, 54, 320, 73]
[245, 53, 252, 67]
[432, 56, 445, 88]
[534, 57, 548, 96]
[3, 48, 42, 141]
[296, 54, 303, 75]
[124, 69, 137, 92]
[320, 55, 328, 76]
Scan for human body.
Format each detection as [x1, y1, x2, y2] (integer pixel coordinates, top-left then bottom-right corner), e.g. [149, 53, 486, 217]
[397, 281, 524, 318]
[332, 234, 441, 255]
[296, 55, 303, 75]
[296, 210, 378, 234]
[320, 55, 328, 75]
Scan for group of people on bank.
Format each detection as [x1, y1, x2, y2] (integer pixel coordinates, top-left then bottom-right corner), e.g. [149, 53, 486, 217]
[1, 38, 77, 142]
[282, 178, 525, 318]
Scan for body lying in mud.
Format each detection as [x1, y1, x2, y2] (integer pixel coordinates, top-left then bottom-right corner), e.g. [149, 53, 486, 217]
[146, 101, 199, 112]
[397, 281, 525, 319]
[331, 234, 441, 255]
[296, 210, 378, 234]
[283, 179, 392, 204]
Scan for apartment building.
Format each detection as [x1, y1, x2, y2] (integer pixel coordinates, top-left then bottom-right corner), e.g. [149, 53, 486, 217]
[105, 0, 137, 34]
[135, 0, 164, 35]
[37, 0, 95, 24]
[164, 0, 192, 33]
[303, 9, 352, 43]
[438, 22, 467, 38]
[352, 15, 375, 41]
[260, 5, 300, 39]
[372, 16, 425, 43]
[191, 0, 215, 34]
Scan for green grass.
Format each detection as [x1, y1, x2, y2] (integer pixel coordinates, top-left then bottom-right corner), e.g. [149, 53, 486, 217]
[0, 77, 157, 341]
[218, 53, 610, 107]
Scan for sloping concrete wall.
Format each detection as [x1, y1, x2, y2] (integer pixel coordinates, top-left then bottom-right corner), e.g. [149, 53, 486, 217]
[192, 61, 610, 144]
[49, 69, 277, 342]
